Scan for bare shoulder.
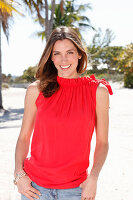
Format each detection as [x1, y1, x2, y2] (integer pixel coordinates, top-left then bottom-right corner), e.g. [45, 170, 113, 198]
[96, 83, 109, 97]
[26, 80, 40, 100]
[96, 83, 109, 108]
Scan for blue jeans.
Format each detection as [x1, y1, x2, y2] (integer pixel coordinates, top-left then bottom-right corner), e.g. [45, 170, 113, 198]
[21, 181, 82, 200]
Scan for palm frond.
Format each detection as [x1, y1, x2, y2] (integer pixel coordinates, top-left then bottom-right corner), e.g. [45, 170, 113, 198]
[0, 1, 24, 16]
[77, 3, 92, 12]
[0, 0, 24, 41]
[30, 30, 45, 41]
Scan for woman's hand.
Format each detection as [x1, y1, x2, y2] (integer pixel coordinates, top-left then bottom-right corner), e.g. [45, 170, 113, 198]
[17, 176, 41, 200]
[79, 175, 97, 200]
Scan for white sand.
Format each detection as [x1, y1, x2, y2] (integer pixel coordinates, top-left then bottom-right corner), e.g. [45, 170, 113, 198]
[0, 81, 133, 200]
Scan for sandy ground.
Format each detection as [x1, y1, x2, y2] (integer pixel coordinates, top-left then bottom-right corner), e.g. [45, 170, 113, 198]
[0, 81, 133, 200]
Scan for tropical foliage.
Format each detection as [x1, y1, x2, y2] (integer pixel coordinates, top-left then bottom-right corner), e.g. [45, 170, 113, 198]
[87, 28, 116, 70]
[22, 0, 94, 42]
[99, 46, 123, 71]
[0, 0, 23, 109]
[1, 0, 133, 93]
[22, 0, 55, 41]
[22, 65, 37, 82]
[117, 44, 133, 88]
[0, 0, 23, 39]
[53, 0, 94, 40]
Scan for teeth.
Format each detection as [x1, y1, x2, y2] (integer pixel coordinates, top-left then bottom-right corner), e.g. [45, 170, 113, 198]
[60, 65, 71, 69]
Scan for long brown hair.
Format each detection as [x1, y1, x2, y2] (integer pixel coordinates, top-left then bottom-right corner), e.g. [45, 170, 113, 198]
[35, 26, 88, 97]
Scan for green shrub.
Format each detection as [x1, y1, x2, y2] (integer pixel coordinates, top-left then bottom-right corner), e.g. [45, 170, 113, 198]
[124, 71, 133, 88]
[2, 83, 9, 89]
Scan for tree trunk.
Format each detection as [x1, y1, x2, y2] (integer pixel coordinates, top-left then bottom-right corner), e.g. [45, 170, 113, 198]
[49, 0, 55, 36]
[45, 0, 55, 42]
[60, 0, 64, 16]
[44, 0, 49, 42]
[0, 17, 3, 109]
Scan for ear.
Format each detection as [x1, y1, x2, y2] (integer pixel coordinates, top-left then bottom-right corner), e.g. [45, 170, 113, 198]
[78, 55, 82, 59]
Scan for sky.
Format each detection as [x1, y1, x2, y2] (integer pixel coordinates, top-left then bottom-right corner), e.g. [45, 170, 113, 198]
[2, 0, 133, 76]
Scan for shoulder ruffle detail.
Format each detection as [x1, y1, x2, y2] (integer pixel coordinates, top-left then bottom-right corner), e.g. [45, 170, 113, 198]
[89, 74, 113, 95]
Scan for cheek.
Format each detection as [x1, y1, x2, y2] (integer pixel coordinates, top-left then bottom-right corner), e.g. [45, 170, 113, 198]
[52, 57, 60, 65]
[71, 55, 79, 64]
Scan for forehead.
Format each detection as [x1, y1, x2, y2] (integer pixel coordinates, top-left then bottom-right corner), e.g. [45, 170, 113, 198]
[52, 39, 77, 51]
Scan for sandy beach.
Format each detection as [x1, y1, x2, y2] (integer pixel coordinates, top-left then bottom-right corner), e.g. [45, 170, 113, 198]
[0, 81, 133, 200]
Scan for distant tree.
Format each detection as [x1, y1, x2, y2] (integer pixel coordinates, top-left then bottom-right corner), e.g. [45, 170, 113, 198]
[87, 28, 115, 70]
[22, 65, 37, 82]
[100, 46, 123, 71]
[118, 43, 133, 88]
[118, 44, 133, 71]
[14, 75, 25, 83]
[2, 73, 13, 82]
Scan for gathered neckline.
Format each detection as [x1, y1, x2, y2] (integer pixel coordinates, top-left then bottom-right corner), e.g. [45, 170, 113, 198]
[57, 74, 96, 87]
[56, 74, 113, 95]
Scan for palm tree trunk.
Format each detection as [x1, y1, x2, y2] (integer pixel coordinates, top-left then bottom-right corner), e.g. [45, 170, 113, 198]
[49, 0, 55, 36]
[44, 0, 49, 42]
[0, 17, 3, 109]
[45, 0, 55, 42]
[60, 0, 64, 16]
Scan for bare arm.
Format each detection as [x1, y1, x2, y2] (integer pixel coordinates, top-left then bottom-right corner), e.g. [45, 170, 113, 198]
[89, 84, 109, 178]
[14, 82, 39, 174]
[81, 84, 110, 200]
[14, 81, 41, 200]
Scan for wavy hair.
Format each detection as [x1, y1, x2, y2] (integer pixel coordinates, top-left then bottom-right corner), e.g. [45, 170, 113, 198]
[35, 26, 88, 97]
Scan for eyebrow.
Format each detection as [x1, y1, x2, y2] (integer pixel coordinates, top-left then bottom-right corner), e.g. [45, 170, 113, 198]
[52, 48, 75, 53]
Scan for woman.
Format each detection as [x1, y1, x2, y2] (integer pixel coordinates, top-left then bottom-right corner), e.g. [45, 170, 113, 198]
[14, 26, 113, 200]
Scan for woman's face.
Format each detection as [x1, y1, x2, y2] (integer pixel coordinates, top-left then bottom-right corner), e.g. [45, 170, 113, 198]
[51, 39, 81, 78]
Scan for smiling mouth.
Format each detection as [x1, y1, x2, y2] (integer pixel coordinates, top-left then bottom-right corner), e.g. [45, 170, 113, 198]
[60, 65, 71, 70]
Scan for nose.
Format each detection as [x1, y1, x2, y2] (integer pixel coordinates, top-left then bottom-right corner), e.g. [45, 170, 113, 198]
[60, 54, 68, 63]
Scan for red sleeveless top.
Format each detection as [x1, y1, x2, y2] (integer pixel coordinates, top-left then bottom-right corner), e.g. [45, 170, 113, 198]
[24, 74, 113, 189]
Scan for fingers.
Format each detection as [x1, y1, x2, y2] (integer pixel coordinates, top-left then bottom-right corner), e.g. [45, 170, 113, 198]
[81, 196, 95, 200]
[22, 189, 40, 200]
[19, 185, 41, 200]
[30, 186, 41, 196]
[17, 176, 42, 199]
[23, 192, 36, 200]
[27, 190, 40, 199]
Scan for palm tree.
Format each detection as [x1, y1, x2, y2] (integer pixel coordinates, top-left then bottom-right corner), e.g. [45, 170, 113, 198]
[22, 0, 55, 42]
[22, 0, 94, 42]
[0, 0, 23, 109]
[54, 1, 94, 29]
[32, 0, 94, 43]
[54, 0, 94, 41]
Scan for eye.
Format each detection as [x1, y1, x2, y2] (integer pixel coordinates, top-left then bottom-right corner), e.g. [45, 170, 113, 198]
[67, 51, 74, 54]
[53, 53, 60, 56]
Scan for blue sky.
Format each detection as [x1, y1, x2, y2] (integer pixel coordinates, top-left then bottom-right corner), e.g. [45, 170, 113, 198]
[2, 0, 133, 76]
